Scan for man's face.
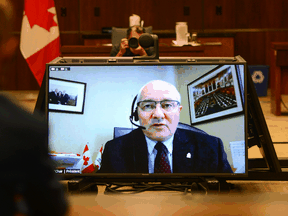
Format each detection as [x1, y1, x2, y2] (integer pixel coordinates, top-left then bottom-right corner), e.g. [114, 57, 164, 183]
[138, 82, 182, 141]
[129, 26, 143, 39]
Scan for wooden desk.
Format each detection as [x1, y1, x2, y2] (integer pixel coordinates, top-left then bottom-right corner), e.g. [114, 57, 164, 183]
[82, 33, 235, 57]
[67, 191, 288, 216]
[158, 37, 234, 57]
[60, 45, 112, 57]
[270, 42, 288, 115]
[60, 45, 205, 57]
[159, 45, 204, 57]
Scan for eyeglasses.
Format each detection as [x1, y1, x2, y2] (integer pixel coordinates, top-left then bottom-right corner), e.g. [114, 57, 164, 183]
[137, 100, 180, 112]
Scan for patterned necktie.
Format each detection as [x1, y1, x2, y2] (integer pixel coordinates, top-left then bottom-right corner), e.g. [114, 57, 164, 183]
[154, 142, 171, 173]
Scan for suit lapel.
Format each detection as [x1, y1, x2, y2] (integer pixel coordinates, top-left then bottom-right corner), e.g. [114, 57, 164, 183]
[131, 129, 149, 173]
[130, 128, 198, 173]
[173, 128, 196, 173]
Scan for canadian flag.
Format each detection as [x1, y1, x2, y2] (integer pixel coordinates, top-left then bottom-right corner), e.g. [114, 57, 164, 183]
[20, 0, 61, 86]
[94, 145, 103, 171]
[81, 144, 95, 173]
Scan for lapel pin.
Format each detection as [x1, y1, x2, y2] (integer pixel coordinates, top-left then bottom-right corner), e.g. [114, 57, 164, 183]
[186, 152, 191, 158]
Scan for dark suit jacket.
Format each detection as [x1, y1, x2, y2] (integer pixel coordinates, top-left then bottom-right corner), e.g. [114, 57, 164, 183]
[60, 93, 69, 105]
[99, 127, 233, 173]
[49, 91, 59, 104]
[0, 94, 68, 215]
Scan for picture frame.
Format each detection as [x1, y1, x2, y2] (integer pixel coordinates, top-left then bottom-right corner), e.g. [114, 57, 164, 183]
[48, 77, 86, 114]
[187, 65, 243, 125]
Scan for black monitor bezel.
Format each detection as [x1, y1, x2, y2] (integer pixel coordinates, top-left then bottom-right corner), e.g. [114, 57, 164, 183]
[45, 57, 248, 180]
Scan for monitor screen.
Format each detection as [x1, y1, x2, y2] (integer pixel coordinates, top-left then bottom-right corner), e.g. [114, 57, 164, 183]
[46, 57, 247, 179]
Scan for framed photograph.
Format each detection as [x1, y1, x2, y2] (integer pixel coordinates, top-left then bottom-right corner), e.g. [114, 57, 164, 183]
[187, 65, 243, 125]
[48, 77, 86, 114]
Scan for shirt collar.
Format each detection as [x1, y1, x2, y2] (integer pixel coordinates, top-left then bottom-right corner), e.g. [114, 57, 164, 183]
[145, 134, 174, 155]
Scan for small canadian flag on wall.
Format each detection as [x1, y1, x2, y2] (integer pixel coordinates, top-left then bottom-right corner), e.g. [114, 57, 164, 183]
[20, 0, 61, 86]
[81, 144, 95, 173]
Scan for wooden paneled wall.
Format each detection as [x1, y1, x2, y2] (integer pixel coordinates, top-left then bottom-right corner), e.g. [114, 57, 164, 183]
[5, 0, 288, 90]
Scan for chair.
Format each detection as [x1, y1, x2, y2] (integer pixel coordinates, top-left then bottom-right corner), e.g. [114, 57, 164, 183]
[177, 122, 208, 135]
[113, 122, 207, 139]
[114, 127, 135, 139]
[111, 26, 153, 47]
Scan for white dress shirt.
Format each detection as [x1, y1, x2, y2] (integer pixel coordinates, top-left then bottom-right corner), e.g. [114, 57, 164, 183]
[145, 135, 174, 173]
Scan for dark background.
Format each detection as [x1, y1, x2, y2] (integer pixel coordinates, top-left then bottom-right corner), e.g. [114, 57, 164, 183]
[6, 0, 288, 90]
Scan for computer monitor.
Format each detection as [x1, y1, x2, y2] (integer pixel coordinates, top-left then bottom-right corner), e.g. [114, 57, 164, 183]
[45, 56, 247, 180]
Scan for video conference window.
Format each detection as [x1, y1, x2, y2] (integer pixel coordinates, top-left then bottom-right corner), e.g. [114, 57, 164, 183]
[47, 64, 246, 175]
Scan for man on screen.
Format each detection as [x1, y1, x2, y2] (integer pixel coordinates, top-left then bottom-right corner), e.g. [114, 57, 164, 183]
[99, 80, 232, 173]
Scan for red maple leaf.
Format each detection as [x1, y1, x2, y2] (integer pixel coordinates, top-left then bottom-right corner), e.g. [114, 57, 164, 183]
[24, 0, 58, 32]
[100, 146, 103, 153]
[83, 145, 89, 154]
[83, 156, 90, 166]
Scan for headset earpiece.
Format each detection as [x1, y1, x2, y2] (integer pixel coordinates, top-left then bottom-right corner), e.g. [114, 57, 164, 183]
[130, 94, 146, 130]
[130, 95, 139, 122]
[133, 107, 139, 121]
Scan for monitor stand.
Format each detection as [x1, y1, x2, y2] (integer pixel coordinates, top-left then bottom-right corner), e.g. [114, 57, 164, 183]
[220, 66, 288, 181]
[67, 177, 232, 194]
[246, 67, 282, 174]
[104, 178, 231, 194]
[68, 178, 99, 193]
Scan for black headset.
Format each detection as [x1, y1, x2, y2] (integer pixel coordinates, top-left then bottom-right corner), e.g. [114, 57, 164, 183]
[129, 95, 145, 129]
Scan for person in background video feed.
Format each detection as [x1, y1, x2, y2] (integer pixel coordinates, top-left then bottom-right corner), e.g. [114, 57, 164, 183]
[99, 80, 233, 174]
[61, 90, 70, 105]
[49, 88, 59, 104]
[0, 1, 68, 215]
[110, 25, 154, 57]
